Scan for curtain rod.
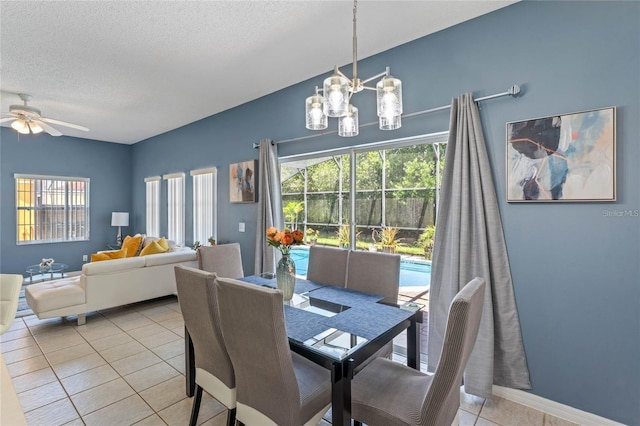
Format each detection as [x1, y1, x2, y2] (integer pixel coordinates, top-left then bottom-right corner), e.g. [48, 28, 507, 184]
[253, 84, 521, 149]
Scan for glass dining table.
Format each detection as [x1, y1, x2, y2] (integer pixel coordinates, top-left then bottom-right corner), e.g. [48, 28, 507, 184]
[184, 274, 423, 426]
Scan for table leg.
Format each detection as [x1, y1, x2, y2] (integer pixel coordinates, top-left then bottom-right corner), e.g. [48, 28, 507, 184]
[331, 360, 351, 426]
[407, 316, 420, 370]
[185, 327, 195, 397]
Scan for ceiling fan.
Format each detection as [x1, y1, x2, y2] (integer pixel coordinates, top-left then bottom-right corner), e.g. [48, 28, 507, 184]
[0, 93, 89, 137]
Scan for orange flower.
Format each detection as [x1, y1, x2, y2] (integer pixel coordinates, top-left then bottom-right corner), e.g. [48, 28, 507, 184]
[291, 229, 304, 243]
[281, 233, 294, 246]
[265, 227, 305, 254]
[266, 227, 278, 238]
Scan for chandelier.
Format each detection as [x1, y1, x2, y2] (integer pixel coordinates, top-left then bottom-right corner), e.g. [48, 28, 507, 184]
[305, 0, 402, 137]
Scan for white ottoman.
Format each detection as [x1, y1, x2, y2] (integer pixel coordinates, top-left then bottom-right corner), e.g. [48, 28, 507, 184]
[25, 276, 87, 325]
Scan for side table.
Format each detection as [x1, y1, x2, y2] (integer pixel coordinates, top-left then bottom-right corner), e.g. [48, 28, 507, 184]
[25, 263, 69, 283]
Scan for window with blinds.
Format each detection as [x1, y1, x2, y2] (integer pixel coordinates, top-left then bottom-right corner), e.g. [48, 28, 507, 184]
[15, 174, 90, 244]
[191, 167, 217, 245]
[164, 172, 185, 245]
[145, 177, 161, 237]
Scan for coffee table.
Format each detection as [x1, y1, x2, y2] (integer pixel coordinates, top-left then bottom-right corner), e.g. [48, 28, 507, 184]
[25, 263, 68, 283]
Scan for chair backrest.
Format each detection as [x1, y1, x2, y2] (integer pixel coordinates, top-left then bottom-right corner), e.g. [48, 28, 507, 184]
[1, 274, 23, 335]
[174, 265, 234, 390]
[422, 277, 486, 425]
[198, 243, 244, 278]
[306, 245, 348, 287]
[215, 277, 302, 425]
[345, 250, 401, 304]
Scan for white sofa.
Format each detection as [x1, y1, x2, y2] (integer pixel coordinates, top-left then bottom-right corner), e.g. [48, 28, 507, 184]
[25, 249, 197, 325]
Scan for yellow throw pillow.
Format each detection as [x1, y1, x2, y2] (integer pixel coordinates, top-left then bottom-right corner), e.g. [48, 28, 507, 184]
[157, 237, 170, 251]
[121, 235, 143, 257]
[140, 240, 169, 256]
[91, 249, 125, 262]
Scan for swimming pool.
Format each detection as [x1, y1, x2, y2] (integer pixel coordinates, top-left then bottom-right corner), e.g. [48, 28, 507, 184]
[290, 246, 431, 289]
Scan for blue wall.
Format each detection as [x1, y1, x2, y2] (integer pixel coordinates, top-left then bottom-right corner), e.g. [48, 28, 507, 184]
[0, 128, 132, 273]
[2, 1, 638, 422]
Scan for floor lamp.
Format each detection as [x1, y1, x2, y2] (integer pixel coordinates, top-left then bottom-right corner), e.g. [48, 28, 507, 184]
[111, 212, 129, 246]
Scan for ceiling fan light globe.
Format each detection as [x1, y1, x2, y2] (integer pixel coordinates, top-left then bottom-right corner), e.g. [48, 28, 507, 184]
[28, 122, 44, 134]
[11, 119, 30, 134]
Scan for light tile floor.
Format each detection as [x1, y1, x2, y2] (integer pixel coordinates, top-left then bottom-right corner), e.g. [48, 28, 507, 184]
[1, 296, 577, 426]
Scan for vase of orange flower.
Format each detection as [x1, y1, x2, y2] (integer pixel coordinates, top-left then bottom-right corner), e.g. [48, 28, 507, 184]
[266, 227, 304, 302]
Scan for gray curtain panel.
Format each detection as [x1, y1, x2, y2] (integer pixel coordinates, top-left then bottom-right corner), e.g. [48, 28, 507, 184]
[427, 94, 531, 397]
[254, 139, 284, 274]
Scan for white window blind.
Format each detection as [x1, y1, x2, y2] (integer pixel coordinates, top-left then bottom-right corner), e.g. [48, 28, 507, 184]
[191, 167, 217, 245]
[164, 173, 185, 245]
[15, 174, 90, 244]
[145, 176, 161, 237]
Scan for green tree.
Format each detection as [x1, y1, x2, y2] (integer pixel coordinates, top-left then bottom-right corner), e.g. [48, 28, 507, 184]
[283, 201, 304, 229]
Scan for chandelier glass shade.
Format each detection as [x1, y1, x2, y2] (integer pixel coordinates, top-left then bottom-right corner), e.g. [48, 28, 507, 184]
[305, 93, 328, 130]
[304, 0, 402, 137]
[338, 104, 359, 137]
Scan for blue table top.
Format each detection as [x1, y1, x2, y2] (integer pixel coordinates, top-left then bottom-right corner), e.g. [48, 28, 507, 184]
[240, 275, 415, 360]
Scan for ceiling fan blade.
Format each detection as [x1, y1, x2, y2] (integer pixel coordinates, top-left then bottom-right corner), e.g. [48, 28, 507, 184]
[0, 117, 16, 124]
[35, 120, 63, 137]
[41, 117, 89, 131]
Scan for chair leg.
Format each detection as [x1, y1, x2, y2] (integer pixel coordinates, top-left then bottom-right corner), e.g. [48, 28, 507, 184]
[227, 408, 236, 426]
[189, 385, 203, 426]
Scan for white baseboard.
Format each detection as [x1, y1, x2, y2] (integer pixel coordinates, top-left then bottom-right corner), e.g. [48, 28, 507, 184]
[492, 385, 624, 426]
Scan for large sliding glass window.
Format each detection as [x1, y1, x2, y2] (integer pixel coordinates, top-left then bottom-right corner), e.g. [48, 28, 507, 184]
[280, 134, 446, 251]
[15, 174, 90, 244]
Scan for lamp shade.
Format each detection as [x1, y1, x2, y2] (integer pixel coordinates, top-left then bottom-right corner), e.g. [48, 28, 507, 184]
[11, 119, 30, 135]
[338, 105, 359, 137]
[28, 122, 43, 134]
[111, 212, 129, 227]
[323, 72, 349, 118]
[305, 94, 328, 130]
[376, 75, 403, 130]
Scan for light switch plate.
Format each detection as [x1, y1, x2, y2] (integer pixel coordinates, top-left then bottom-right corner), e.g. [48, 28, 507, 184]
[239, 222, 245, 232]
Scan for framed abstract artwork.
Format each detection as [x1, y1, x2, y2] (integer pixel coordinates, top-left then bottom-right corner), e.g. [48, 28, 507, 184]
[229, 160, 257, 203]
[506, 106, 616, 202]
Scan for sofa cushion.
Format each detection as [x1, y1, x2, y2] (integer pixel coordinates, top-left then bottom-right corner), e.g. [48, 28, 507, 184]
[25, 277, 85, 313]
[140, 240, 169, 256]
[122, 235, 143, 257]
[91, 250, 125, 262]
[157, 237, 170, 251]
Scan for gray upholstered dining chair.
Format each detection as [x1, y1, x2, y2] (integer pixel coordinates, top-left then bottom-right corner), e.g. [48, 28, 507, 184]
[306, 245, 349, 287]
[1, 274, 23, 335]
[351, 277, 486, 426]
[174, 265, 236, 426]
[198, 242, 244, 278]
[345, 249, 401, 304]
[215, 277, 332, 426]
[345, 250, 401, 364]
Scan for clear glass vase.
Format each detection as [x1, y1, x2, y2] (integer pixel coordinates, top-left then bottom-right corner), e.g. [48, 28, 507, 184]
[276, 253, 296, 302]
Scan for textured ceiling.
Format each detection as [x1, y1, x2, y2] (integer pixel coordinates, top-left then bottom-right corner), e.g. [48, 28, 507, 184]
[0, 1, 516, 144]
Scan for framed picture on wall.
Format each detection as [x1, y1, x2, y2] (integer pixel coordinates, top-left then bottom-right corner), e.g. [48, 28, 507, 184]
[229, 160, 257, 203]
[506, 106, 616, 202]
